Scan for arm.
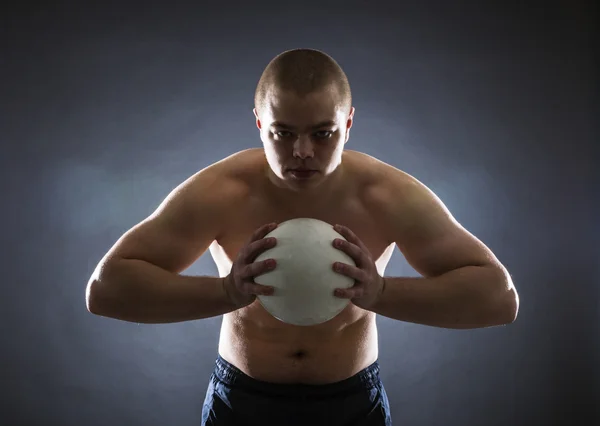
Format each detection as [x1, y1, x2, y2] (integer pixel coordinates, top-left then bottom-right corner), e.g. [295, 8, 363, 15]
[86, 164, 241, 324]
[371, 172, 519, 329]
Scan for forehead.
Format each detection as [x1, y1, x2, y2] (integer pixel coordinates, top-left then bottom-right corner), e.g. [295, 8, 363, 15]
[262, 87, 344, 128]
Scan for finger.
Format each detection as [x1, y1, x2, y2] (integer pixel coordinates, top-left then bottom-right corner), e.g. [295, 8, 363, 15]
[243, 282, 275, 296]
[333, 224, 353, 240]
[251, 222, 278, 241]
[244, 237, 277, 263]
[333, 262, 369, 282]
[241, 258, 277, 280]
[334, 225, 370, 255]
[334, 286, 365, 299]
[249, 222, 279, 244]
[333, 239, 370, 268]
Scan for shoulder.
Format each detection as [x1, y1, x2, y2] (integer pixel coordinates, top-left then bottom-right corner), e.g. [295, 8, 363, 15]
[170, 149, 261, 214]
[152, 149, 261, 239]
[345, 150, 419, 202]
[346, 150, 448, 228]
[175, 148, 269, 218]
[188, 148, 263, 192]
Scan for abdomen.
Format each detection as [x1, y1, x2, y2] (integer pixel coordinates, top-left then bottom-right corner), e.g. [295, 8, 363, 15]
[217, 302, 378, 384]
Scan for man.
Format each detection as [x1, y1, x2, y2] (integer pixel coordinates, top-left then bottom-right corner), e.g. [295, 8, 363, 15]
[86, 48, 519, 426]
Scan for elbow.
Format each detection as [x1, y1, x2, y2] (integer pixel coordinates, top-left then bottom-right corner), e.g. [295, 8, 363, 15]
[485, 266, 519, 326]
[86, 278, 106, 315]
[85, 260, 121, 316]
[497, 288, 519, 325]
[493, 275, 519, 326]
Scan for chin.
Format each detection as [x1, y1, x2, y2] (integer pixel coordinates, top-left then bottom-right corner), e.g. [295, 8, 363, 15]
[287, 177, 324, 192]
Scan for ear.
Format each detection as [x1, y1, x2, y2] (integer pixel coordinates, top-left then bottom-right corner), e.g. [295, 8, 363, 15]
[253, 108, 262, 130]
[344, 107, 355, 142]
[346, 106, 355, 129]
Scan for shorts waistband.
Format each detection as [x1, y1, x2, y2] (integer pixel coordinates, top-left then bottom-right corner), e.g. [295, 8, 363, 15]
[213, 355, 381, 398]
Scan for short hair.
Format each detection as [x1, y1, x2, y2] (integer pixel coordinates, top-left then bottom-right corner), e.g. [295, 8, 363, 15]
[254, 48, 352, 116]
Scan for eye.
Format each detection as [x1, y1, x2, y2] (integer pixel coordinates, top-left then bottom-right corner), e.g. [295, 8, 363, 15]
[274, 130, 293, 138]
[315, 130, 333, 139]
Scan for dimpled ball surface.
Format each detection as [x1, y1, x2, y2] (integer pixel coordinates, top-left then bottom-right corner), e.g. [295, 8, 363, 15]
[255, 218, 356, 326]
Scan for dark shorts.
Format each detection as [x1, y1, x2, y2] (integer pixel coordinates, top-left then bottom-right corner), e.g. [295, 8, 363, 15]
[201, 355, 391, 426]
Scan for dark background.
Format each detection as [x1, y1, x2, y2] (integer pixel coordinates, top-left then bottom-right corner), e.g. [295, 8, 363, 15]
[1, 1, 597, 425]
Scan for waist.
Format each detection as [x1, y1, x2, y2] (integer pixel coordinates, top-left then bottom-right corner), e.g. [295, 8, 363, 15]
[218, 307, 378, 384]
[212, 354, 382, 398]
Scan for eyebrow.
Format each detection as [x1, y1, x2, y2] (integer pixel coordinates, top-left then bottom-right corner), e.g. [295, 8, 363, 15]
[271, 120, 337, 130]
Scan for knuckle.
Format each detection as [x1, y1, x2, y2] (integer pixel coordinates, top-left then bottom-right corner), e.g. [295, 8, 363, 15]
[241, 247, 252, 260]
[249, 284, 261, 293]
[239, 265, 251, 279]
[244, 243, 255, 256]
[242, 264, 253, 277]
[252, 262, 264, 275]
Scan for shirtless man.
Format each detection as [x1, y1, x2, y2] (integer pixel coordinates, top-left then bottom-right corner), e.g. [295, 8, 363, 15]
[86, 49, 519, 426]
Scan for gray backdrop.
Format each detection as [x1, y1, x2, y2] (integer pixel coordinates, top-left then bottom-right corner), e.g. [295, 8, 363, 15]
[2, 1, 597, 425]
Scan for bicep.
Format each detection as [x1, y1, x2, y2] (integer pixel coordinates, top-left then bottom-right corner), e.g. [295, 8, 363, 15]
[107, 216, 214, 274]
[398, 219, 498, 278]
[390, 179, 500, 278]
[101, 173, 226, 274]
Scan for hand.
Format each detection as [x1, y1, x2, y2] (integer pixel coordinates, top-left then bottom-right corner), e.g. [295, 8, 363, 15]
[331, 224, 385, 311]
[223, 222, 278, 309]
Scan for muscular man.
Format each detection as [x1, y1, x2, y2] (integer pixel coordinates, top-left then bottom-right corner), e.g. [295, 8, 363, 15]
[86, 49, 519, 426]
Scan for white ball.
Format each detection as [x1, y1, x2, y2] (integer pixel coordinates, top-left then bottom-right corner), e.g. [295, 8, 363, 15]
[254, 218, 356, 326]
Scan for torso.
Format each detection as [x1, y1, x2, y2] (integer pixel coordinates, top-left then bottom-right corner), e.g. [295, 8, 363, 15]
[208, 148, 396, 384]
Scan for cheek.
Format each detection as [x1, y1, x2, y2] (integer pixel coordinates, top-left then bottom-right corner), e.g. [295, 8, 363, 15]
[260, 128, 272, 143]
[263, 144, 286, 168]
[327, 134, 346, 153]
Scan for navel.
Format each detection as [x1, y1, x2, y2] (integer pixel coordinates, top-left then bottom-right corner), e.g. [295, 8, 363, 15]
[290, 350, 308, 359]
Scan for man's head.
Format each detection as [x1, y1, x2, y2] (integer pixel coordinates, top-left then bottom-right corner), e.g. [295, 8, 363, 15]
[253, 48, 355, 193]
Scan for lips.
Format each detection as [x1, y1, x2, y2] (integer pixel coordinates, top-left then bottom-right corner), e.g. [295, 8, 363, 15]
[289, 169, 317, 179]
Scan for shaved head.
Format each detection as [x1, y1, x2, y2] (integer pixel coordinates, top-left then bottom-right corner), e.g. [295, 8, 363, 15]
[254, 48, 352, 117]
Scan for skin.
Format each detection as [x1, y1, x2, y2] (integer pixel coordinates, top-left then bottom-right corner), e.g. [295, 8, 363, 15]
[87, 83, 519, 385]
[255, 84, 354, 198]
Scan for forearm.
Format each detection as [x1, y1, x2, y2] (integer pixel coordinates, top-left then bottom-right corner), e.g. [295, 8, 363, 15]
[86, 259, 237, 323]
[372, 266, 518, 329]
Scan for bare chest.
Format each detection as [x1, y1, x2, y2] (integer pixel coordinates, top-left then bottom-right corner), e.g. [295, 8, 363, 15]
[209, 193, 395, 279]
[209, 190, 395, 339]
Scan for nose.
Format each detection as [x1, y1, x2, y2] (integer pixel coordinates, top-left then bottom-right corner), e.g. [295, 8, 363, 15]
[292, 136, 315, 159]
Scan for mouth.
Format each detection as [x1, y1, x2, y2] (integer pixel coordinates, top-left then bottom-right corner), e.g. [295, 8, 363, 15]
[289, 169, 318, 179]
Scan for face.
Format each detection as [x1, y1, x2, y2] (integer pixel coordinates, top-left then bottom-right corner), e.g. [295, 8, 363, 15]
[253, 85, 355, 195]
